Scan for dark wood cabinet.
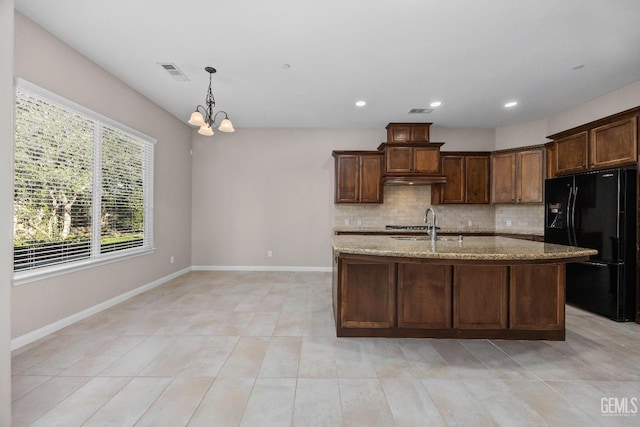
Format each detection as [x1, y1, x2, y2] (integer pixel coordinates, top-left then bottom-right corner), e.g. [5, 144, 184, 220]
[434, 152, 490, 204]
[491, 148, 543, 204]
[333, 151, 383, 203]
[453, 265, 508, 329]
[554, 132, 589, 175]
[333, 254, 569, 339]
[590, 117, 637, 169]
[548, 114, 638, 177]
[381, 143, 444, 176]
[398, 264, 452, 329]
[339, 259, 396, 329]
[510, 264, 564, 330]
[386, 123, 431, 142]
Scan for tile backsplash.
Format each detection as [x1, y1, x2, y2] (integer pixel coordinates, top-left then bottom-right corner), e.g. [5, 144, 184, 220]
[334, 185, 544, 234]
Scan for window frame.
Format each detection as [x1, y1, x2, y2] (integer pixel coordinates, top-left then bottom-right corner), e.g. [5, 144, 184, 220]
[12, 78, 156, 286]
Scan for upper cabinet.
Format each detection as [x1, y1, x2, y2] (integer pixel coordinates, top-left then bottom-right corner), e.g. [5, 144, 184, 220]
[333, 151, 383, 204]
[491, 147, 543, 204]
[383, 143, 444, 175]
[386, 123, 431, 143]
[433, 152, 490, 204]
[548, 114, 638, 177]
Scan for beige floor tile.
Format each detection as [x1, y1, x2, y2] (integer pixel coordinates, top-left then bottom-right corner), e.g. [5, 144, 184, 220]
[141, 336, 239, 377]
[218, 336, 271, 378]
[339, 378, 395, 427]
[188, 377, 255, 427]
[30, 377, 131, 427]
[240, 378, 296, 427]
[293, 378, 342, 427]
[259, 336, 302, 378]
[135, 377, 213, 427]
[11, 271, 640, 426]
[12, 376, 90, 427]
[11, 375, 50, 402]
[82, 377, 172, 426]
[421, 378, 500, 426]
[298, 336, 338, 378]
[380, 378, 447, 426]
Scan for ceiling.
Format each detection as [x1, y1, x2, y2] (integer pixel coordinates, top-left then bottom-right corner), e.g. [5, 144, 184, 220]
[14, 0, 640, 130]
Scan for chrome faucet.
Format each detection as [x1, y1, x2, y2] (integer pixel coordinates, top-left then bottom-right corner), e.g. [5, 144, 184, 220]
[423, 207, 437, 242]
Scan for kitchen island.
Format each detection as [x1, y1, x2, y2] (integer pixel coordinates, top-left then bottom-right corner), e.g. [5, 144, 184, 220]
[332, 235, 596, 340]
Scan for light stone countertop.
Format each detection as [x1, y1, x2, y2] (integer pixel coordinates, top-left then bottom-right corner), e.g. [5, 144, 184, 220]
[332, 235, 597, 261]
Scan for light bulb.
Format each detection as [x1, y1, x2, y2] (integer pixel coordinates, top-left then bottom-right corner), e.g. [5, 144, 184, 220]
[188, 111, 205, 126]
[218, 118, 235, 132]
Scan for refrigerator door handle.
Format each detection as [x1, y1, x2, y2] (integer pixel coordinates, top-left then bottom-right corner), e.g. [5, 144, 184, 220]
[580, 260, 610, 268]
[571, 185, 578, 246]
[566, 186, 574, 245]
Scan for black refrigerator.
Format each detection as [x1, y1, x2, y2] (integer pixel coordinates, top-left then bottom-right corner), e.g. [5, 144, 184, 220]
[544, 166, 637, 321]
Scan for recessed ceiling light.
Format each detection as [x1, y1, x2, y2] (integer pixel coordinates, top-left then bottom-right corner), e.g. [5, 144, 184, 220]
[430, 101, 442, 107]
[355, 100, 367, 107]
[504, 101, 518, 108]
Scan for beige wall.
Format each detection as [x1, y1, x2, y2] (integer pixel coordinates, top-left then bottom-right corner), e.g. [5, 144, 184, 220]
[1, 1, 14, 422]
[191, 128, 383, 268]
[11, 13, 193, 338]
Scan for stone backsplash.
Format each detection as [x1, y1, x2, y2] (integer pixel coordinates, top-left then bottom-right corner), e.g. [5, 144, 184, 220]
[334, 186, 544, 234]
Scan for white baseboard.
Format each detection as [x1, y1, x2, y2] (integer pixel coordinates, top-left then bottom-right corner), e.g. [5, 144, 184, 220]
[191, 265, 332, 272]
[11, 267, 192, 351]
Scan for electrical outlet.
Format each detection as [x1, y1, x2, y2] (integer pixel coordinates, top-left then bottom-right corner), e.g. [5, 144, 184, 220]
[506, 220, 512, 227]
[267, 250, 273, 257]
[357, 218, 362, 225]
[170, 256, 174, 264]
[468, 220, 473, 226]
[344, 218, 350, 226]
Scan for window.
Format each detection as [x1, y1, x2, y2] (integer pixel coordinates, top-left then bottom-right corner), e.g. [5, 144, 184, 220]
[13, 79, 154, 284]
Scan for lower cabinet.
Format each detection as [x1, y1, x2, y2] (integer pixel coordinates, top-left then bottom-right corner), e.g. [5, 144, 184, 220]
[453, 265, 507, 329]
[339, 259, 396, 328]
[334, 256, 565, 339]
[398, 264, 452, 329]
[509, 264, 564, 330]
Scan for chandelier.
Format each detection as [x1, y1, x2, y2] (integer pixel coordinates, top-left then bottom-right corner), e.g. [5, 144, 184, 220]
[187, 66, 235, 136]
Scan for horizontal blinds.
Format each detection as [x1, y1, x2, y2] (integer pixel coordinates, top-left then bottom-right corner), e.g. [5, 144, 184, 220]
[13, 81, 154, 273]
[100, 126, 146, 253]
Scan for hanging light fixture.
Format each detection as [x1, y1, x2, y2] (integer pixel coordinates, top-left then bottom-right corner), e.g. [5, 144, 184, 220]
[187, 66, 235, 136]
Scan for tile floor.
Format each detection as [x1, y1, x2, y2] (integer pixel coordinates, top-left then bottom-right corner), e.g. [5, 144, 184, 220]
[11, 271, 640, 426]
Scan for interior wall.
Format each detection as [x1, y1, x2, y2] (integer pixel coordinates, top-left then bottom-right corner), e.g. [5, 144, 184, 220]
[11, 13, 193, 338]
[1, 1, 14, 422]
[191, 128, 384, 268]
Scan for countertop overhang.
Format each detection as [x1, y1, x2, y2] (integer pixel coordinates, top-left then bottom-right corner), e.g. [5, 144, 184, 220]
[332, 235, 597, 262]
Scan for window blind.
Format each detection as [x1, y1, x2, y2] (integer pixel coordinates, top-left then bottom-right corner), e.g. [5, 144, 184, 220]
[13, 79, 155, 279]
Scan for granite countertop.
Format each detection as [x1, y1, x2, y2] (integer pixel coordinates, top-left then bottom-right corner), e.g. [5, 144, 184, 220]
[332, 235, 597, 261]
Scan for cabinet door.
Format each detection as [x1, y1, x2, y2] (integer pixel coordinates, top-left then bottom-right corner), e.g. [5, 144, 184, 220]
[414, 147, 440, 174]
[555, 132, 588, 174]
[453, 265, 508, 329]
[590, 117, 637, 169]
[387, 124, 412, 142]
[385, 146, 413, 173]
[410, 124, 430, 142]
[517, 149, 543, 203]
[440, 155, 465, 203]
[335, 154, 359, 203]
[510, 264, 564, 330]
[359, 154, 383, 203]
[491, 152, 516, 203]
[340, 260, 396, 329]
[465, 155, 490, 204]
[398, 264, 452, 329]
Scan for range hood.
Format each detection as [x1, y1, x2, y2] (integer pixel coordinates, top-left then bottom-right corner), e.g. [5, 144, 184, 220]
[382, 175, 447, 186]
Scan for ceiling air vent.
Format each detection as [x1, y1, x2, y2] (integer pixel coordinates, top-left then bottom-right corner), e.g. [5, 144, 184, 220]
[158, 63, 189, 81]
[408, 108, 434, 114]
